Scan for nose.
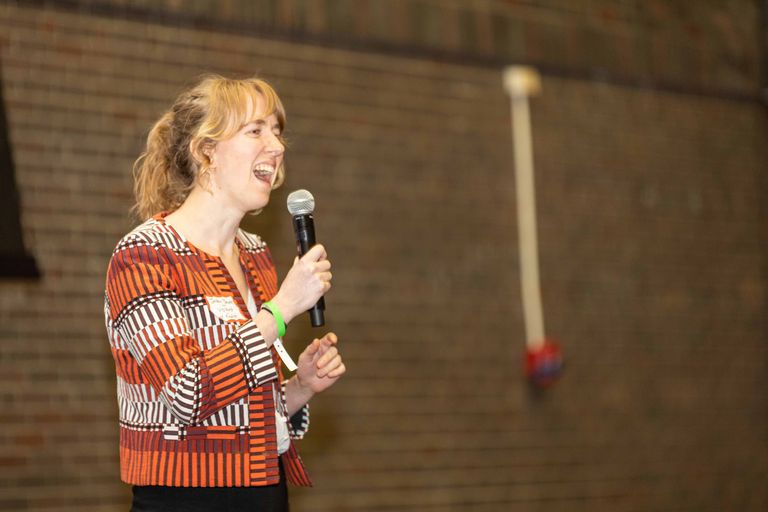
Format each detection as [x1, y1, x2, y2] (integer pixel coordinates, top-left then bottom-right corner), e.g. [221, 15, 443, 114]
[265, 131, 285, 155]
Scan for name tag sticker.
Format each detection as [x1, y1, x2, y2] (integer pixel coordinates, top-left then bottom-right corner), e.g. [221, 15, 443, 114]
[206, 296, 246, 322]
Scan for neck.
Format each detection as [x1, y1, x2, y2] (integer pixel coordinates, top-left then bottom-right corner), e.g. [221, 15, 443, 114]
[164, 186, 243, 257]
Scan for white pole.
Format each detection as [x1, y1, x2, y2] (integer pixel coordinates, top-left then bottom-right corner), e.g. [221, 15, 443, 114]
[503, 66, 545, 350]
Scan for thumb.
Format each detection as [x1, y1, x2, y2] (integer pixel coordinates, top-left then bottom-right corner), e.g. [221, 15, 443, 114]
[303, 338, 321, 358]
[301, 244, 326, 263]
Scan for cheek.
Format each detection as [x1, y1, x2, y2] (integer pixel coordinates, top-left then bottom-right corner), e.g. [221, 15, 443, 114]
[219, 148, 249, 171]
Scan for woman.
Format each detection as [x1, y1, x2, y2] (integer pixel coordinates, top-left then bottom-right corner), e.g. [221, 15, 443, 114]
[104, 75, 345, 511]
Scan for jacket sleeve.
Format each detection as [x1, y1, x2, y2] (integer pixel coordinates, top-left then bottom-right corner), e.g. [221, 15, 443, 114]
[106, 242, 278, 425]
[281, 380, 310, 440]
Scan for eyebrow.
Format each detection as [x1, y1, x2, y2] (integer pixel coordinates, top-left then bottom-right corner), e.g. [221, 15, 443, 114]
[242, 119, 281, 130]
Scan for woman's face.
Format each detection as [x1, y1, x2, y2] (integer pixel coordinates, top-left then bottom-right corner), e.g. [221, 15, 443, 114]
[208, 94, 285, 213]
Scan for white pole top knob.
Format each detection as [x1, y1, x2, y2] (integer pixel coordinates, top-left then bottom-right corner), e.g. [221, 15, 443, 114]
[503, 66, 542, 97]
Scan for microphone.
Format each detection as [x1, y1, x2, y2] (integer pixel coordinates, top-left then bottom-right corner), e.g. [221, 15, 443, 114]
[287, 189, 325, 327]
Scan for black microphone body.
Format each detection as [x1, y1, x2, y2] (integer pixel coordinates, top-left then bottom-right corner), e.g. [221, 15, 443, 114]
[292, 213, 325, 327]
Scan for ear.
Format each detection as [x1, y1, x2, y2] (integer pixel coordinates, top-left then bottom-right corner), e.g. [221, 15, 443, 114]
[190, 138, 216, 168]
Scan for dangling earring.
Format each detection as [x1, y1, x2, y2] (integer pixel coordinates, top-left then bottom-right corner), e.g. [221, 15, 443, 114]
[201, 149, 215, 175]
[199, 162, 215, 193]
[199, 147, 216, 191]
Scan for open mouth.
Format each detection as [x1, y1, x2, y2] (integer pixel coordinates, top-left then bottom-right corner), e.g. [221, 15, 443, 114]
[252, 164, 275, 184]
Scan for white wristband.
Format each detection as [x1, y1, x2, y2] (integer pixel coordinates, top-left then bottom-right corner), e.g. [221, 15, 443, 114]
[272, 338, 297, 372]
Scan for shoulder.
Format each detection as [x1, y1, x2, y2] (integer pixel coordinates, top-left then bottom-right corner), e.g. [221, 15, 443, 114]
[112, 218, 192, 256]
[108, 219, 193, 273]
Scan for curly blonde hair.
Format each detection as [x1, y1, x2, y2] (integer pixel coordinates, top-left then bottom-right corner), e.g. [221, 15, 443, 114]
[132, 75, 287, 220]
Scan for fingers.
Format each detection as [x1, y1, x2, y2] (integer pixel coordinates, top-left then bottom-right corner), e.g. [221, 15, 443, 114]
[300, 248, 332, 290]
[325, 362, 346, 378]
[313, 259, 331, 272]
[316, 346, 338, 368]
[314, 260, 331, 282]
[303, 332, 336, 361]
[318, 356, 345, 378]
[301, 244, 327, 263]
[277, 247, 332, 322]
[315, 333, 342, 377]
[320, 332, 338, 345]
[319, 272, 332, 291]
[312, 332, 337, 351]
[302, 338, 322, 358]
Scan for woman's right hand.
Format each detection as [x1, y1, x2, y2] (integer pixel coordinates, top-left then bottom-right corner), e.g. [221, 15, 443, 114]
[272, 244, 332, 324]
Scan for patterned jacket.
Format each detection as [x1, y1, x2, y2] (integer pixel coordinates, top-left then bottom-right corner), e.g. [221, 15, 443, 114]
[104, 215, 311, 487]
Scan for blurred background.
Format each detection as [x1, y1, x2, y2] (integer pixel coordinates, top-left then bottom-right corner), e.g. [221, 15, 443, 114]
[1, 0, 767, 510]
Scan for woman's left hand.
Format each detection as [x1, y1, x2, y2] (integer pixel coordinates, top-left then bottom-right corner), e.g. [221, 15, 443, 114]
[296, 332, 346, 394]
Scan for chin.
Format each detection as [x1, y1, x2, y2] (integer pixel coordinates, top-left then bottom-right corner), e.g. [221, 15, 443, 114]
[246, 194, 270, 214]
[245, 208, 265, 217]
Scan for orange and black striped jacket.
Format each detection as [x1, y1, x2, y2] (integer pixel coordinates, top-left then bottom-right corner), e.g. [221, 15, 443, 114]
[104, 214, 312, 487]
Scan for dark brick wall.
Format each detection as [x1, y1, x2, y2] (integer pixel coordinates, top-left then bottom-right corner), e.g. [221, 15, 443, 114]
[26, 0, 759, 94]
[0, 1, 765, 511]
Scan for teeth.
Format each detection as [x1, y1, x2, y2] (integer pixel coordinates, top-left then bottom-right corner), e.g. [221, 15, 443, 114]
[253, 164, 274, 177]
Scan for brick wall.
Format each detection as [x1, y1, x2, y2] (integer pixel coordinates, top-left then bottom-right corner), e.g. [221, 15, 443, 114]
[0, 1, 765, 511]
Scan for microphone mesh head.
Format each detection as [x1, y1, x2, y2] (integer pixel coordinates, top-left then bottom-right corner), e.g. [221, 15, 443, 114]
[287, 189, 315, 216]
